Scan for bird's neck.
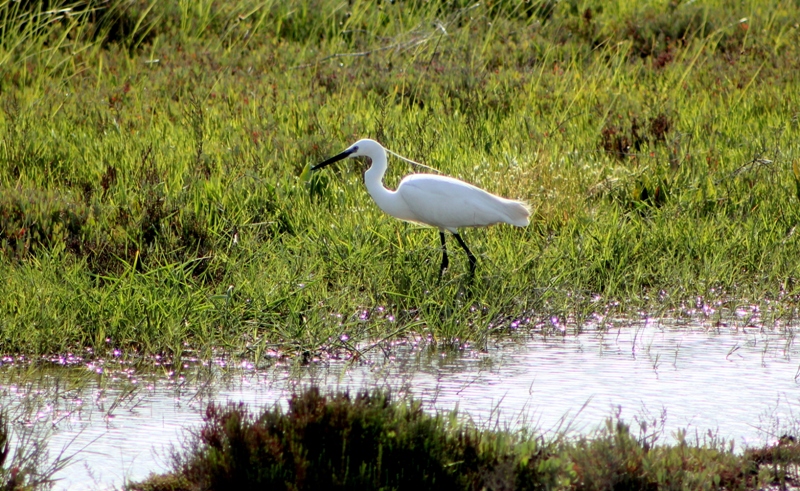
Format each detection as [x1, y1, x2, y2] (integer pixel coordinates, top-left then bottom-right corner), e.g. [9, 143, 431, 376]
[364, 152, 399, 213]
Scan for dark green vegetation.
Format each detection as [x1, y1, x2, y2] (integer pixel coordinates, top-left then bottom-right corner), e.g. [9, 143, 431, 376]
[129, 387, 800, 490]
[1, 0, 799, 358]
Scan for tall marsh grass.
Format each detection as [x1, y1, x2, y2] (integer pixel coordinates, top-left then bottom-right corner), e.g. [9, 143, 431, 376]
[0, 0, 799, 358]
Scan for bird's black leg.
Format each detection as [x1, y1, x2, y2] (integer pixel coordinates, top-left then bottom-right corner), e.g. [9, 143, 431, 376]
[439, 231, 449, 278]
[453, 232, 476, 277]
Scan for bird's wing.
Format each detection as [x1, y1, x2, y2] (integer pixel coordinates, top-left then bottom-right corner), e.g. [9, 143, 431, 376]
[397, 175, 514, 232]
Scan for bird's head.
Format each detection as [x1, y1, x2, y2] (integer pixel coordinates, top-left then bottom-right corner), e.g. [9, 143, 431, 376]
[311, 139, 383, 170]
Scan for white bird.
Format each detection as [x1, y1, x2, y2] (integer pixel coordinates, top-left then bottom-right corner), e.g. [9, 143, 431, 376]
[311, 139, 530, 276]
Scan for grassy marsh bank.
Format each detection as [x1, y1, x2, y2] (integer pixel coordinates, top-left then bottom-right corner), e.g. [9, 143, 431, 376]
[0, 0, 799, 358]
[129, 387, 800, 491]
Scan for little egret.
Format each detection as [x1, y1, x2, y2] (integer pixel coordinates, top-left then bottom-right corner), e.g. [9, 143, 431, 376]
[311, 139, 530, 276]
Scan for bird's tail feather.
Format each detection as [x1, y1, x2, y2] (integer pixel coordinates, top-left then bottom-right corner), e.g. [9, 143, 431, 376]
[505, 200, 531, 227]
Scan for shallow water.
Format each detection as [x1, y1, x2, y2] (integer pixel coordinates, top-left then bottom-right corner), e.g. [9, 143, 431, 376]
[2, 318, 800, 490]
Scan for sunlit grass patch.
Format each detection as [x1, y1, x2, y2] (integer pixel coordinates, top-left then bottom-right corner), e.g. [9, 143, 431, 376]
[0, 0, 798, 358]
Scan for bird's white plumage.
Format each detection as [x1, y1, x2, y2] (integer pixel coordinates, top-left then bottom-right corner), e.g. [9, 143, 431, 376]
[312, 138, 530, 275]
[397, 174, 529, 232]
[328, 139, 529, 232]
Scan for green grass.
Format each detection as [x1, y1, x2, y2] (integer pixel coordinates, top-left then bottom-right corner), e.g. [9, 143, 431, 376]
[127, 386, 800, 491]
[0, 0, 799, 359]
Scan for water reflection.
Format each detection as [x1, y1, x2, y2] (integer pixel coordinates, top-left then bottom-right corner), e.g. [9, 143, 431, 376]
[1, 320, 799, 490]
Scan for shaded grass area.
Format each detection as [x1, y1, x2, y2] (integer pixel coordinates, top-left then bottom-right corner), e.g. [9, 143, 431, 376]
[129, 387, 800, 491]
[1, 0, 799, 358]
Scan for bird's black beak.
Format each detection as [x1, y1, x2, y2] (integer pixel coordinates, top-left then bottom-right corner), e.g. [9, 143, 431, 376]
[311, 146, 358, 171]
